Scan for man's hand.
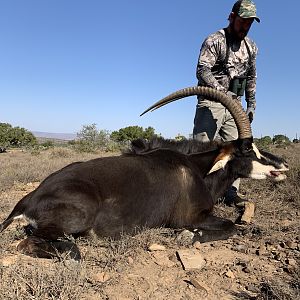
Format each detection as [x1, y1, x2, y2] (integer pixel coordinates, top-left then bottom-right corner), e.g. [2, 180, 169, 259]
[246, 106, 255, 123]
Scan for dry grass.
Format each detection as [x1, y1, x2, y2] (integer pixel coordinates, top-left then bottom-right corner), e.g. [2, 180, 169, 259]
[0, 261, 87, 300]
[0, 148, 117, 192]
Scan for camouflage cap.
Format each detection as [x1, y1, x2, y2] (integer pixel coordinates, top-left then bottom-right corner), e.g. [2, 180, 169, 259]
[232, 0, 260, 23]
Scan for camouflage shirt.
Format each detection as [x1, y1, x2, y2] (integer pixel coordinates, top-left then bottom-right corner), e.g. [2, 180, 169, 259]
[196, 29, 258, 108]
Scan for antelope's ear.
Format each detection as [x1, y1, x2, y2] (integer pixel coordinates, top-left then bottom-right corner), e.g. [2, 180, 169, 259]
[207, 144, 234, 175]
[207, 153, 231, 175]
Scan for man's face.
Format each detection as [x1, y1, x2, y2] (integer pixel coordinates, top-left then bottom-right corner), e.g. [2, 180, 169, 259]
[232, 14, 254, 40]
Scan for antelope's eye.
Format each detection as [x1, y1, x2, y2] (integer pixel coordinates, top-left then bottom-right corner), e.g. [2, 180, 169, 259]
[243, 147, 252, 153]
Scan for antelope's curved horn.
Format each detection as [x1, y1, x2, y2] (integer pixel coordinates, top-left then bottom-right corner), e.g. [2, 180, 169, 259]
[140, 86, 252, 139]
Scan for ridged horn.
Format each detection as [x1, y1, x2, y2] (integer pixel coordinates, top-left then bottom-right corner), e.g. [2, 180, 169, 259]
[140, 86, 252, 139]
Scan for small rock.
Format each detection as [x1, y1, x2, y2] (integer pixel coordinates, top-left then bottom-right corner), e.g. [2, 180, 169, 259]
[256, 245, 267, 256]
[148, 243, 166, 251]
[91, 272, 110, 283]
[285, 241, 297, 250]
[246, 284, 259, 293]
[242, 267, 251, 273]
[177, 249, 206, 270]
[151, 252, 176, 267]
[236, 260, 247, 268]
[280, 219, 293, 227]
[283, 264, 297, 274]
[189, 278, 209, 295]
[193, 241, 201, 250]
[168, 253, 178, 263]
[127, 256, 134, 264]
[233, 244, 248, 253]
[285, 258, 297, 267]
[274, 253, 282, 261]
[240, 202, 255, 224]
[279, 242, 286, 248]
[225, 270, 235, 279]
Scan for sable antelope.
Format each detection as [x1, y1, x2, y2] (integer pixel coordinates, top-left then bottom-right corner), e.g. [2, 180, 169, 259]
[0, 87, 288, 260]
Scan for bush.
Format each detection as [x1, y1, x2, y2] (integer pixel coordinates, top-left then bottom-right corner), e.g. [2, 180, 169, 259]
[254, 136, 272, 149]
[0, 123, 37, 148]
[41, 140, 54, 148]
[72, 124, 158, 153]
[111, 126, 157, 142]
[73, 124, 110, 153]
[273, 134, 291, 145]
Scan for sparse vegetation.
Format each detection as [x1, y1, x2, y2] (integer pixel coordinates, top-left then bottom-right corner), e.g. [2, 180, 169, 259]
[40, 140, 54, 149]
[73, 123, 111, 153]
[0, 123, 37, 148]
[0, 148, 103, 191]
[254, 135, 273, 150]
[273, 134, 291, 147]
[0, 262, 87, 300]
[68, 124, 159, 153]
[111, 125, 157, 143]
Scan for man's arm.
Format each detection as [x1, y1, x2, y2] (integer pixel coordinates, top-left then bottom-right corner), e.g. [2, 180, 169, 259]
[196, 36, 226, 93]
[245, 42, 258, 123]
[245, 42, 258, 110]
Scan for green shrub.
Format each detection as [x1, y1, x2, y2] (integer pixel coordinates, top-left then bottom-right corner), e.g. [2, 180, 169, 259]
[0, 123, 37, 147]
[254, 136, 272, 150]
[73, 124, 110, 153]
[273, 134, 291, 145]
[41, 140, 54, 148]
[111, 126, 157, 142]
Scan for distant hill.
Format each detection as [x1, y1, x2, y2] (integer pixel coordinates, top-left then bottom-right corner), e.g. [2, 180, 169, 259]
[31, 131, 77, 141]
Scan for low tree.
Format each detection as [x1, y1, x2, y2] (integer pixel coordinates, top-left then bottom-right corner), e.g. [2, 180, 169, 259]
[143, 126, 157, 140]
[0, 123, 37, 147]
[273, 134, 290, 145]
[254, 136, 272, 149]
[41, 140, 54, 148]
[75, 123, 110, 152]
[111, 126, 157, 143]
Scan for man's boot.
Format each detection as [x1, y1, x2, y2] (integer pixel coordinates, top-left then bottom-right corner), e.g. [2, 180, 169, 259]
[224, 186, 248, 207]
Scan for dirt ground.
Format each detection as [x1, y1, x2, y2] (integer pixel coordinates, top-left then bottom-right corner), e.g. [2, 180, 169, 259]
[0, 144, 299, 299]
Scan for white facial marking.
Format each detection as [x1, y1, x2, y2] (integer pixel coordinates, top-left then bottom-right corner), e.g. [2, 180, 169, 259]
[250, 161, 287, 181]
[278, 163, 289, 172]
[252, 143, 261, 159]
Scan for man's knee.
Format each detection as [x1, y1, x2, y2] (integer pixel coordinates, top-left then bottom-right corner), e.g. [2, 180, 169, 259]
[193, 132, 210, 142]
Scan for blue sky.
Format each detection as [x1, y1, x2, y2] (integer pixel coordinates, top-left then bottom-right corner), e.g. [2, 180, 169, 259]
[0, 1, 299, 139]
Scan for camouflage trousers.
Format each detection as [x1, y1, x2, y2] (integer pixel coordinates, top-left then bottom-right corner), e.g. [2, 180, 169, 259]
[193, 98, 240, 192]
[193, 98, 239, 142]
